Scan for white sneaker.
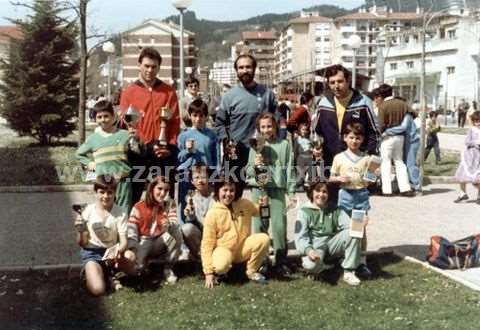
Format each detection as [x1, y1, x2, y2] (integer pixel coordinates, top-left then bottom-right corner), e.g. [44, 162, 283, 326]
[343, 271, 361, 286]
[178, 249, 190, 261]
[163, 267, 178, 284]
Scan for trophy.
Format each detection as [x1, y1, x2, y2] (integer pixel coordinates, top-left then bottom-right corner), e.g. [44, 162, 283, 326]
[249, 132, 270, 228]
[72, 203, 88, 232]
[223, 107, 237, 161]
[124, 105, 141, 154]
[157, 106, 172, 147]
[185, 189, 196, 221]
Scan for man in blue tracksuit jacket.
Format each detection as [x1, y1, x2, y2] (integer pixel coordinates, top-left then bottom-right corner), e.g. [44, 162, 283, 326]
[314, 65, 380, 169]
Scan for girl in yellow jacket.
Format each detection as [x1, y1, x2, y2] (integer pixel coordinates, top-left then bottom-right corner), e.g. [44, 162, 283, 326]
[201, 178, 270, 288]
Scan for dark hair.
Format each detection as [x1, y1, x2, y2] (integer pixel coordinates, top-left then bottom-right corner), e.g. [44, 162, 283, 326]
[191, 161, 208, 175]
[306, 178, 330, 202]
[300, 92, 314, 105]
[213, 176, 237, 202]
[325, 64, 351, 82]
[138, 47, 162, 65]
[94, 174, 117, 192]
[145, 176, 168, 208]
[93, 100, 114, 116]
[255, 112, 278, 138]
[376, 84, 393, 99]
[188, 99, 208, 116]
[429, 111, 438, 118]
[344, 122, 365, 137]
[234, 54, 257, 71]
[470, 110, 480, 122]
[222, 83, 231, 89]
[185, 76, 199, 87]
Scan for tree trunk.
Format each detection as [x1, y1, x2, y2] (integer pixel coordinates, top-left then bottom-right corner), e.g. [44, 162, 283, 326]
[78, 0, 87, 145]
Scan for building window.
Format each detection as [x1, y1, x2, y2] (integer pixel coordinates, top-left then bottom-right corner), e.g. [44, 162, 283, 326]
[390, 63, 397, 70]
[448, 30, 456, 39]
[315, 37, 322, 42]
[324, 37, 330, 42]
[447, 66, 455, 74]
[406, 61, 414, 69]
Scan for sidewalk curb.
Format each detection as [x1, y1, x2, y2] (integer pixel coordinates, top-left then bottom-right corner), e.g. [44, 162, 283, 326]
[424, 176, 456, 184]
[394, 251, 480, 292]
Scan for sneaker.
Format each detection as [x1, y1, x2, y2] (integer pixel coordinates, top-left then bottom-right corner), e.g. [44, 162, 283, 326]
[454, 194, 469, 203]
[163, 267, 178, 284]
[275, 264, 292, 277]
[356, 264, 372, 279]
[178, 249, 190, 262]
[247, 272, 268, 284]
[343, 271, 361, 286]
[109, 277, 123, 291]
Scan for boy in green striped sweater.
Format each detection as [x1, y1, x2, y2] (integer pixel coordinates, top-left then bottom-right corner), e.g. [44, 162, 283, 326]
[76, 101, 132, 212]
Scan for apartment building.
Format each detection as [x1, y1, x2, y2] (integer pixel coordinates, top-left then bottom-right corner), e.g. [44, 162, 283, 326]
[274, 11, 333, 89]
[383, 12, 480, 109]
[333, 6, 422, 87]
[0, 26, 21, 83]
[233, 31, 276, 87]
[210, 59, 237, 88]
[121, 19, 197, 88]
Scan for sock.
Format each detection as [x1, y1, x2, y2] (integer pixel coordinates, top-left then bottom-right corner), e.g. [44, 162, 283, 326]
[360, 256, 367, 265]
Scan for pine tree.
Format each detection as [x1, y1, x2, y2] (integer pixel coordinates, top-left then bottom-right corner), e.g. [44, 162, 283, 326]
[0, 0, 79, 145]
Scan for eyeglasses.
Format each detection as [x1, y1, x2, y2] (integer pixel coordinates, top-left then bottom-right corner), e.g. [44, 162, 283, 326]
[188, 84, 199, 88]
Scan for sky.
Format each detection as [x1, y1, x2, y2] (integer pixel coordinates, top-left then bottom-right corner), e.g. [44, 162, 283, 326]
[0, 0, 365, 34]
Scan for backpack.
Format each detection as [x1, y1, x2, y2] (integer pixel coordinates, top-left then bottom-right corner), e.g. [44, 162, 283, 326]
[426, 234, 480, 270]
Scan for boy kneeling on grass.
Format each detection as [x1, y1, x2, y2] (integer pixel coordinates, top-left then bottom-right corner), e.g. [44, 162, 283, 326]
[294, 179, 363, 286]
[74, 175, 136, 296]
[200, 177, 270, 288]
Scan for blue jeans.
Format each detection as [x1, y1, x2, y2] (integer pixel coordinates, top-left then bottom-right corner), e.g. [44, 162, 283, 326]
[405, 141, 421, 191]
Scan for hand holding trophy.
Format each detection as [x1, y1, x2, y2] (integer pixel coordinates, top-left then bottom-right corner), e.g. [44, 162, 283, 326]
[124, 105, 142, 154]
[184, 189, 196, 220]
[154, 105, 172, 158]
[72, 203, 88, 232]
[250, 132, 270, 228]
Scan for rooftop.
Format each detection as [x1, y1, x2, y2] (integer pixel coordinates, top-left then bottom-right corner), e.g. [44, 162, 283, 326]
[0, 26, 22, 44]
[288, 15, 333, 24]
[336, 12, 422, 21]
[241, 31, 276, 40]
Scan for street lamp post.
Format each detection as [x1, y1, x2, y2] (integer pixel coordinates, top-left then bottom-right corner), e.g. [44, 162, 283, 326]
[102, 41, 115, 101]
[419, 7, 459, 188]
[173, 0, 192, 101]
[347, 34, 362, 89]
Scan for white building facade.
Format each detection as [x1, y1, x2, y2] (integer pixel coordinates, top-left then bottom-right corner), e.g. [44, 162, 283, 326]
[383, 13, 480, 110]
[210, 60, 236, 87]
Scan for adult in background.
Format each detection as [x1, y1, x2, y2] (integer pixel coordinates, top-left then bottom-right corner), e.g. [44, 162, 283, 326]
[119, 47, 180, 203]
[457, 99, 469, 128]
[180, 76, 202, 129]
[215, 54, 277, 199]
[314, 64, 379, 174]
[287, 91, 314, 134]
[375, 84, 413, 196]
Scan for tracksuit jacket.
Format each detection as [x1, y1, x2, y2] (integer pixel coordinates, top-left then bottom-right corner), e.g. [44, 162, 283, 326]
[314, 90, 380, 165]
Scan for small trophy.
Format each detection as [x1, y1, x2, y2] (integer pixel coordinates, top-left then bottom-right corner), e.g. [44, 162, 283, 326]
[72, 203, 88, 232]
[185, 189, 195, 220]
[249, 132, 270, 228]
[157, 106, 172, 147]
[124, 105, 141, 154]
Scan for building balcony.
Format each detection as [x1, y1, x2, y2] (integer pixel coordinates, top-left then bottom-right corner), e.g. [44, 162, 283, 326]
[340, 26, 356, 33]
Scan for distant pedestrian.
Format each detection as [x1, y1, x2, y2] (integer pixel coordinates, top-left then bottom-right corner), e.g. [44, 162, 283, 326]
[453, 111, 480, 203]
[457, 99, 469, 128]
[424, 111, 441, 164]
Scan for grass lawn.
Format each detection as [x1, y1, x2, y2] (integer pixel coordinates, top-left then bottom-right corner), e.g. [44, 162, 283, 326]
[424, 152, 459, 177]
[1, 254, 480, 329]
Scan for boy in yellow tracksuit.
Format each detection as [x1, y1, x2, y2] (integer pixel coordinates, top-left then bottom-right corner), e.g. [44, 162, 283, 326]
[201, 180, 270, 288]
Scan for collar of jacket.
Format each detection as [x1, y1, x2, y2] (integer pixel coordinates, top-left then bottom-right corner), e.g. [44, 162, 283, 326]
[133, 78, 163, 89]
[323, 89, 363, 108]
